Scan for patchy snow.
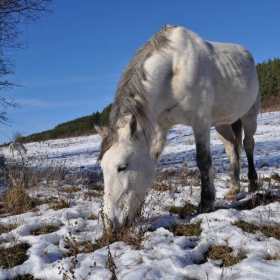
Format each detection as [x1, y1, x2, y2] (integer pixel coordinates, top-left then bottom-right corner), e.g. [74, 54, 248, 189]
[0, 111, 280, 280]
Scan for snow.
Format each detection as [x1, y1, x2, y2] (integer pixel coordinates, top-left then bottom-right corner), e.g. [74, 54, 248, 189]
[0, 111, 280, 280]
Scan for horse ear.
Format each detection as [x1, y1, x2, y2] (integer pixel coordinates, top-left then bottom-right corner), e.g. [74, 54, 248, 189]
[94, 125, 111, 138]
[130, 115, 137, 138]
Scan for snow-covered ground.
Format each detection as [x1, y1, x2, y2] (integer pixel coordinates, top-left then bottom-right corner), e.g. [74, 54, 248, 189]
[0, 111, 280, 280]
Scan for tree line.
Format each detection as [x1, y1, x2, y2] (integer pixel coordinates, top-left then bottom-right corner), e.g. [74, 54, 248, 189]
[256, 57, 280, 101]
[21, 104, 111, 142]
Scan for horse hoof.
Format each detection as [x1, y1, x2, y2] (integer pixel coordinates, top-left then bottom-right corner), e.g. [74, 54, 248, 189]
[197, 203, 214, 214]
[249, 182, 260, 192]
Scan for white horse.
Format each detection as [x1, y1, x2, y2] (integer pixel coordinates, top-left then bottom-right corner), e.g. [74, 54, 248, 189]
[95, 25, 261, 230]
[9, 142, 27, 157]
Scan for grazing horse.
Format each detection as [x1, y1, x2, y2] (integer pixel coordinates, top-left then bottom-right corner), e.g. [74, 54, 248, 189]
[95, 25, 261, 230]
[9, 142, 27, 157]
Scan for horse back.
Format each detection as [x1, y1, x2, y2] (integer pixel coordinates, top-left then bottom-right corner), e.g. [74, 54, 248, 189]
[144, 26, 259, 126]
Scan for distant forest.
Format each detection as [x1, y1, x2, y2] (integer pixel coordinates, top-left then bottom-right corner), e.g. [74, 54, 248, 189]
[22, 104, 112, 143]
[21, 57, 280, 143]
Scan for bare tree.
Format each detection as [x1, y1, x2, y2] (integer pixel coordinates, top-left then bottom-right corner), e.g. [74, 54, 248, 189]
[13, 130, 23, 142]
[0, 0, 52, 123]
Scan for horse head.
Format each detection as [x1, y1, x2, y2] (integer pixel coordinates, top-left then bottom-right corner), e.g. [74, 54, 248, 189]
[95, 115, 155, 230]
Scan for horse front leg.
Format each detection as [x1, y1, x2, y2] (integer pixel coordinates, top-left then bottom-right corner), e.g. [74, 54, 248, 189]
[193, 122, 215, 213]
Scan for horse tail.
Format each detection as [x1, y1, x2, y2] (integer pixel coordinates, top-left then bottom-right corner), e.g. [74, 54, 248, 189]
[231, 119, 242, 166]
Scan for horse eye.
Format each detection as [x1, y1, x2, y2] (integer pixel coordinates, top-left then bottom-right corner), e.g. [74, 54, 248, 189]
[117, 164, 128, 173]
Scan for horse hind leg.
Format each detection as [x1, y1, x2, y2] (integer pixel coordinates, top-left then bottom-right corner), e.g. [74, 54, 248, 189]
[241, 110, 259, 192]
[216, 121, 242, 200]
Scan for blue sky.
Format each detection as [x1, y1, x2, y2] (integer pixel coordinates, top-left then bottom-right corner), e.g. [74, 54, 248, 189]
[1, 0, 279, 144]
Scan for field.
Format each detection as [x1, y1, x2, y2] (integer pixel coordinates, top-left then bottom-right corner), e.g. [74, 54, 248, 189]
[0, 111, 280, 280]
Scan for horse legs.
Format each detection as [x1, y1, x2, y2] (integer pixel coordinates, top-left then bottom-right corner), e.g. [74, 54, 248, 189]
[192, 120, 215, 213]
[216, 123, 241, 200]
[241, 112, 259, 192]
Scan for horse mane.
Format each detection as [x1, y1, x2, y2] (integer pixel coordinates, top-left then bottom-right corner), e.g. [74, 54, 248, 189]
[98, 25, 177, 160]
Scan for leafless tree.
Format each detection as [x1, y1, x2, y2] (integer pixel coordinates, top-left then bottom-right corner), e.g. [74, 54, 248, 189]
[13, 130, 23, 142]
[0, 0, 52, 123]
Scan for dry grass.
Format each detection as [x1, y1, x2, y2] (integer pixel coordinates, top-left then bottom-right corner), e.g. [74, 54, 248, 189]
[205, 245, 246, 267]
[86, 213, 98, 220]
[260, 98, 280, 113]
[168, 220, 202, 237]
[235, 192, 280, 211]
[0, 222, 18, 234]
[63, 223, 146, 259]
[0, 242, 30, 269]
[30, 225, 60, 236]
[61, 185, 81, 193]
[2, 186, 46, 216]
[263, 250, 280, 261]
[168, 202, 197, 218]
[84, 190, 102, 199]
[48, 198, 71, 210]
[234, 220, 280, 240]
[10, 275, 37, 280]
[152, 182, 172, 192]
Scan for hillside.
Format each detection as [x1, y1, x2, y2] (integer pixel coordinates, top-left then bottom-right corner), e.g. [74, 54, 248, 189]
[21, 104, 112, 143]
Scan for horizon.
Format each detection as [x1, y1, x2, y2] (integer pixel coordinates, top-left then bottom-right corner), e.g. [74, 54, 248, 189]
[1, 0, 280, 144]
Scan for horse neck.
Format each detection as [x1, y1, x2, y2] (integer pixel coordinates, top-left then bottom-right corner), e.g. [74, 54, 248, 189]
[149, 123, 170, 162]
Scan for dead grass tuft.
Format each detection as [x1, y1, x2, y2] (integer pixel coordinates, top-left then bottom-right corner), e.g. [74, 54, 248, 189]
[2, 186, 45, 216]
[10, 275, 38, 280]
[86, 213, 98, 220]
[30, 225, 60, 236]
[151, 182, 172, 192]
[234, 220, 280, 240]
[260, 98, 280, 113]
[205, 245, 246, 267]
[61, 186, 81, 193]
[235, 192, 280, 211]
[169, 220, 202, 237]
[168, 202, 197, 218]
[0, 222, 18, 234]
[0, 242, 30, 269]
[48, 198, 70, 210]
[84, 190, 102, 199]
[263, 250, 280, 261]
